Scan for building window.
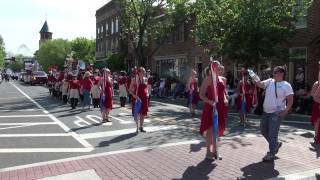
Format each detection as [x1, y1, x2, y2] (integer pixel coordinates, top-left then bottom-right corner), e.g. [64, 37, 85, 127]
[97, 26, 100, 39]
[289, 47, 307, 60]
[293, 0, 307, 29]
[115, 18, 119, 33]
[175, 24, 184, 42]
[289, 47, 307, 89]
[111, 19, 114, 34]
[106, 22, 109, 35]
[101, 25, 104, 38]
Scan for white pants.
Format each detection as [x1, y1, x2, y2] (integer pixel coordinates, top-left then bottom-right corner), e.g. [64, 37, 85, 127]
[119, 84, 127, 97]
[69, 89, 79, 99]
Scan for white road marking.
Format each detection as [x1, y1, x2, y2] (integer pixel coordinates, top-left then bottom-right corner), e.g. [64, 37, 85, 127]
[0, 124, 38, 130]
[109, 115, 133, 124]
[0, 97, 25, 100]
[150, 100, 188, 110]
[267, 168, 320, 180]
[9, 82, 93, 150]
[86, 115, 111, 126]
[0, 109, 42, 112]
[38, 169, 102, 180]
[0, 148, 94, 153]
[0, 133, 72, 137]
[0, 122, 57, 126]
[80, 125, 179, 139]
[282, 120, 310, 124]
[0, 140, 201, 172]
[0, 115, 49, 118]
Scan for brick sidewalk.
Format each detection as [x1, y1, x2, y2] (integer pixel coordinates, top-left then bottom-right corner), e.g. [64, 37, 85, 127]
[0, 132, 319, 180]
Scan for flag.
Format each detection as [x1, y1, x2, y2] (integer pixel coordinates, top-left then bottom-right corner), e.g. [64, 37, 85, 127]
[100, 70, 107, 112]
[210, 63, 219, 144]
[241, 71, 247, 115]
[133, 68, 141, 121]
[188, 78, 194, 105]
[252, 85, 257, 107]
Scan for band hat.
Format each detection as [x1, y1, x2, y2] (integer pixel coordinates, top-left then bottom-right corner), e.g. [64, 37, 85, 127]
[84, 71, 91, 78]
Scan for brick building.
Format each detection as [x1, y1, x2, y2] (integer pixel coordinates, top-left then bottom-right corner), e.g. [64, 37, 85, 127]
[287, 0, 320, 89]
[151, 17, 234, 84]
[95, 0, 121, 62]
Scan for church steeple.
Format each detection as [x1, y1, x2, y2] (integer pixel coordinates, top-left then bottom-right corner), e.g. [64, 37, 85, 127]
[39, 20, 52, 47]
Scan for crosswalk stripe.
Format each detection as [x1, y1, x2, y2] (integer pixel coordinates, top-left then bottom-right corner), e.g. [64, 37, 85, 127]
[80, 125, 179, 139]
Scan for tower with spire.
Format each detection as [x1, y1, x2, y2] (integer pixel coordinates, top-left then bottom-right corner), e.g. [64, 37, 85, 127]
[39, 21, 52, 47]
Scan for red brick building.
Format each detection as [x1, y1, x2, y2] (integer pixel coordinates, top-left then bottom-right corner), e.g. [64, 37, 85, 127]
[95, 0, 121, 61]
[287, 0, 320, 89]
[151, 18, 234, 83]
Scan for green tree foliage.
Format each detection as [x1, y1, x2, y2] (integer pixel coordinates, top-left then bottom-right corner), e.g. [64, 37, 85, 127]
[105, 53, 124, 71]
[0, 35, 6, 67]
[71, 37, 96, 65]
[118, 0, 190, 66]
[9, 54, 23, 72]
[193, 0, 312, 67]
[36, 39, 71, 72]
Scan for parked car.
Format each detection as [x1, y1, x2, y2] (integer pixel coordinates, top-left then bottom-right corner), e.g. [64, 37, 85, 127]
[30, 71, 48, 85]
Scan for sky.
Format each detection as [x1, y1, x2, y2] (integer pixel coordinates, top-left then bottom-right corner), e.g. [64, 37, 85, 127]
[0, 0, 109, 56]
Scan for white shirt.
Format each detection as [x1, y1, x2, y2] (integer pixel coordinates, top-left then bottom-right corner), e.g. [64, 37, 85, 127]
[262, 78, 293, 113]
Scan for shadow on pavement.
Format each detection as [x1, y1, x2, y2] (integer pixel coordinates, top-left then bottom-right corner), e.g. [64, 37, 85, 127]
[97, 132, 137, 147]
[239, 161, 279, 180]
[309, 142, 320, 158]
[174, 159, 216, 180]
[68, 122, 103, 132]
[189, 141, 206, 153]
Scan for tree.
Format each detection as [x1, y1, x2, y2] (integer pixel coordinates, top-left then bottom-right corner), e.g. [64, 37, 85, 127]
[9, 54, 23, 72]
[105, 53, 124, 71]
[118, 0, 190, 66]
[36, 39, 71, 72]
[71, 37, 96, 65]
[193, 0, 312, 67]
[0, 35, 5, 67]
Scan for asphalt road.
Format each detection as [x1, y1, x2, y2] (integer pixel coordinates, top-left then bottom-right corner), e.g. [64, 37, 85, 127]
[0, 80, 313, 169]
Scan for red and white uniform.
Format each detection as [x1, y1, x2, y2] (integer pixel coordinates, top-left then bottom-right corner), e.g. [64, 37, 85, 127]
[69, 79, 80, 99]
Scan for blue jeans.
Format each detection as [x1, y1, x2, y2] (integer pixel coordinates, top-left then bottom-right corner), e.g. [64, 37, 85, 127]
[260, 113, 283, 155]
[82, 90, 91, 108]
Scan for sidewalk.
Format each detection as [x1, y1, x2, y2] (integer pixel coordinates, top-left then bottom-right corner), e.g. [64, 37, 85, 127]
[0, 132, 319, 180]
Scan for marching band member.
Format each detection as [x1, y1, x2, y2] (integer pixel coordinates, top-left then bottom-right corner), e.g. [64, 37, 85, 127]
[217, 65, 229, 137]
[92, 76, 101, 108]
[100, 68, 113, 122]
[118, 71, 128, 107]
[199, 61, 227, 160]
[147, 69, 153, 103]
[69, 74, 80, 109]
[311, 61, 320, 144]
[186, 69, 200, 116]
[129, 67, 148, 133]
[81, 71, 93, 111]
[236, 69, 253, 126]
[61, 77, 69, 104]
